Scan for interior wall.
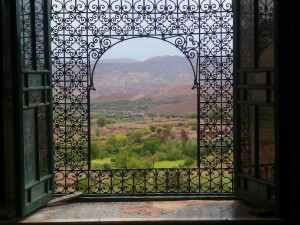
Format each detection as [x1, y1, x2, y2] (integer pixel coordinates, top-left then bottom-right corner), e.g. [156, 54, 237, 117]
[0, 0, 16, 206]
[286, 0, 300, 220]
[276, 0, 300, 220]
[0, 0, 4, 207]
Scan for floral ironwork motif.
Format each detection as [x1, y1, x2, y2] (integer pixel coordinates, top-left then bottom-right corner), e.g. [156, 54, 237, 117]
[51, 0, 234, 195]
[258, 0, 274, 58]
[238, 0, 275, 182]
[54, 167, 234, 195]
[20, 0, 47, 69]
[239, 0, 274, 67]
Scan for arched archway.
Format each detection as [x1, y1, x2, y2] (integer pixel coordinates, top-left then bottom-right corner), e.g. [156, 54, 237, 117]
[51, 0, 234, 195]
[90, 37, 195, 95]
[89, 36, 197, 90]
[89, 37, 196, 170]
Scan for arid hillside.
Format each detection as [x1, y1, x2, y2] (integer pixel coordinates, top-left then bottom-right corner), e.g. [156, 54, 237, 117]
[90, 55, 195, 98]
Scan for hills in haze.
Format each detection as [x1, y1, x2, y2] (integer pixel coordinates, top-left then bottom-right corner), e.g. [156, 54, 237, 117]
[91, 83, 196, 103]
[90, 55, 195, 99]
[89, 55, 231, 115]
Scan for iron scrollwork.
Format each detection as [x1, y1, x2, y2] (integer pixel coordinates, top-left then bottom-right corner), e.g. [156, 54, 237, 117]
[51, 0, 233, 195]
[258, 0, 274, 58]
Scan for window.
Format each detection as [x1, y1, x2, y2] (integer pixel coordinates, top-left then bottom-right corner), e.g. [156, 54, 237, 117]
[51, 0, 234, 196]
[7, 0, 282, 218]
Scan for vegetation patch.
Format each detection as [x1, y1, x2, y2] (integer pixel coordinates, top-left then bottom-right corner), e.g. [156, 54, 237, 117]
[154, 160, 186, 168]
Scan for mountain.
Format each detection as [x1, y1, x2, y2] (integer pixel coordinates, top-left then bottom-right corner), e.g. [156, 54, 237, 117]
[90, 55, 195, 98]
[140, 83, 195, 101]
[90, 83, 196, 103]
[90, 83, 199, 115]
[97, 58, 140, 64]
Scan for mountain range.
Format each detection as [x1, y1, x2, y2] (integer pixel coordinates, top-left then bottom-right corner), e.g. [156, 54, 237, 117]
[90, 55, 195, 99]
[90, 83, 197, 103]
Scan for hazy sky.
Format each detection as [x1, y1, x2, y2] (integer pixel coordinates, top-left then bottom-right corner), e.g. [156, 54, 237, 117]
[100, 38, 184, 61]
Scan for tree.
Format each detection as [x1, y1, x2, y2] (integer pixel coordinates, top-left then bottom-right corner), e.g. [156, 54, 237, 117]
[127, 158, 145, 169]
[161, 130, 174, 142]
[160, 138, 183, 161]
[103, 143, 114, 154]
[106, 134, 128, 147]
[127, 130, 144, 144]
[180, 129, 189, 143]
[143, 137, 161, 155]
[113, 147, 146, 169]
[115, 134, 129, 147]
[130, 144, 144, 156]
[90, 142, 100, 160]
[97, 117, 106, 127]
[182, 139, 197, 158]
[97, 117, 114, 127]
[114, 148, 130, 168]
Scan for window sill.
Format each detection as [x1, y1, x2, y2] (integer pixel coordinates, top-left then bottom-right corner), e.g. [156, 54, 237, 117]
[1, 200, 286, 224]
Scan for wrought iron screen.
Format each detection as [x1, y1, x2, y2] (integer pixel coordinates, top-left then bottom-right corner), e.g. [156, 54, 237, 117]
[51, 0, 234, 195]
[236, 0, 276, 187]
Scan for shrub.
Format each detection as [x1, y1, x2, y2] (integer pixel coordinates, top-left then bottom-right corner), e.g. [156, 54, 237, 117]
[186, 114, 197, 119]
[103, 163, 112, 170]
[191, 124, 197, 131]
[130, 144, 144, 156]
[149, 124, 157, 132]
[162, 124, 172, 132]
[166, 147, 182, 161]
[184, 158, 195, 167]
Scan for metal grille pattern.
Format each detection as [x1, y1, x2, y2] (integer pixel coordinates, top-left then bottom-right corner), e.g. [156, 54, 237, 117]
[55, 168, 233, 195]
[51, 0, 234, 195]
[239, 0, 274, 67]
[238, 0, 275, 182]
[21, 0, 47, 69]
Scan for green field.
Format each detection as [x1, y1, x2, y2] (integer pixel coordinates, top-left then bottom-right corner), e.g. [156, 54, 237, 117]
[91, 158, 113, 169]
[154, 160, 186, 168]
[88, 100, 233, 170]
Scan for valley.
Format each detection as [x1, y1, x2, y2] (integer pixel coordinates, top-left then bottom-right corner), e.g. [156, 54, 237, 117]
[87, 56, 232, 170]
[90, 87, 199, 169]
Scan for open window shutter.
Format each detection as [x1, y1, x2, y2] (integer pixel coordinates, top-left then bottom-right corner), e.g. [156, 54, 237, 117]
[234, 0, 278, 211]
[16, 0, 54, 217]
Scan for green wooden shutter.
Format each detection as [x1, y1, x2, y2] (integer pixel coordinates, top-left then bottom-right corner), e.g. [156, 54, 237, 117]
[234, 0, 278, 211]
[16, 0, 53, 217]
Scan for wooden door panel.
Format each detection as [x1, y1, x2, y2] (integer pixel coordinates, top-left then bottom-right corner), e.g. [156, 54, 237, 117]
[16, 0, 53, 217]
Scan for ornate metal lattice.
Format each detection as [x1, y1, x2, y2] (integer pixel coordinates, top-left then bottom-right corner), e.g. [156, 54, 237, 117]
[51, 0, 234, 195]
[239, 0, 274, 67]
[258, 0, 274, 57]
[238, 0, 275, 182]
